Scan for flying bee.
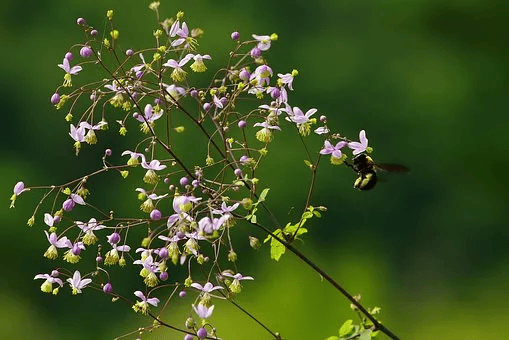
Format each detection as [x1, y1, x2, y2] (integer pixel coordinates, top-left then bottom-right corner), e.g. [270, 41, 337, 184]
[346, 153, 409, 191]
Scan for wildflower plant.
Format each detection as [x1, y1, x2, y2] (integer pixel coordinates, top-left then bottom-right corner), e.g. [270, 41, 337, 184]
[11, 3, 402, 340]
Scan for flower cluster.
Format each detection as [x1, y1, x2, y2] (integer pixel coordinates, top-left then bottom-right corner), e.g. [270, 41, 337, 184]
[11, 3, 382, 340]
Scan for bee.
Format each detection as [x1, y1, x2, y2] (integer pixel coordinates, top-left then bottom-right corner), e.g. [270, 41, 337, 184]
[346, 153, 409, 191]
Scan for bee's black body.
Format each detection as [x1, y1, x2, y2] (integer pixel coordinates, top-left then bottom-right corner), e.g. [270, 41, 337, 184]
[349, 153, 408, 191]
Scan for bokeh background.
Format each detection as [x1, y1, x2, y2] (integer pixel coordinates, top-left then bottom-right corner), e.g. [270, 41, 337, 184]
[1, 0, 508, 339]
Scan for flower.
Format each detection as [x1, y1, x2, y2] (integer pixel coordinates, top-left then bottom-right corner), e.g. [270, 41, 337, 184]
[43, 231, 71, 259]
[163, 54, 193, 82]
[122, 150, 146, 165]
[58, 58, 82, 87]
[222, 272, 254, 294]
[250, 65, 273, 87]
[193, 303, 215, 319]
[77, 218, 106, 245]
[254, 121, 281, 143]
[278, 72, 295, 90]
[320, 140, 348, 165]
[132, 291, 160, 314]
[171, 21, 189, 47]
[67, 270, 92, 294]
[130, 53, 151, 78]
[314, 126, 329, 135]
[252, 34, 272, 51]
[348, 130, 369, 155]
[135, 104, 163, 134]
[285, 106, 317, 126]
[164, 84, 186, 101]
[191, 282, 224, 293]
[133, 255, 160, 287]
[141, 159, 167, 184]
[190, 54, 211, 72]
[34, 273, 64, 294]
[13, 181, 26, 195]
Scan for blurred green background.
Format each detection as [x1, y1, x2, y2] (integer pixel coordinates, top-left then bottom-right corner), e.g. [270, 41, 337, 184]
[1, 0, 508, 339]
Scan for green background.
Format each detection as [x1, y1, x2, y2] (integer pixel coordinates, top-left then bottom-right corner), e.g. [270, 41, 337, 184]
[1, 0, 508, 339]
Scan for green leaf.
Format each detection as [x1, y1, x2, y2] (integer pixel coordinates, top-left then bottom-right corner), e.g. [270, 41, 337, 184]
[270, 229, 285, 261]
[250, 214, 257, 223]
[313, 210, 322, 218]
[359, 329, 372, 340]
[304, 159, 313, 168]
[302, 211, 313, 219]
[258, 188, 270, 202]
[325, 337, 340, 340]
[270, 237, 286, 261]
[339, 320, 354, 337]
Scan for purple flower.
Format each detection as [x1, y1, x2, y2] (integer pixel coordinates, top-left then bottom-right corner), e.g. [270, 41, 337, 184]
[171, 22, 189, 47]
[133, 255, 160, 287]
[190, 54, 211, 72]
[165, 84, 186, 100]
[222, 272, 254, 293]
[43, 231, 72, 259]
[286, 105, 317, 125]
[69, 124, 86, 143]
[191, 281, 224, 293]
[250, 65, 273, 86]
[278, 72, 295, 90]
[13, 181, 25, 195]
[197, 327, 207, 339]
[231, 31, 240, 40]
[252, 34, 271, 51]
[348, 130, 369, 155]
[163, 54, 194, 82]
[212, 202, 239, 216]
[34, 273, 64, 293]
[320, 140, 348, 159]
[122, 150, 146, 165]
[67, 270, 92, 294]
[193, 303, 215, 319]
[133, 291, 160, 314]
[314, 126, 329, 135]
[58, 58, 82, 87]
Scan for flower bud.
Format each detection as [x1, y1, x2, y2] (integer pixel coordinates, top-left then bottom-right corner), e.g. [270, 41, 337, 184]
[234, 169, 242, 178]
[203, 102, 211, 111]
[107, 232, 121, 245]
[103, 282, 113, 294]
[159, 271, 169, 281]
[197, 327, 207, 339]
[62, 198, 75, 212]
[72, 243, 82, 255]
[65, 52, 73, 61]
[179, 290, 187, 298]
[90, 29, 98, 36]
[250, 47, 261, 58]
[231, 31, 240, 40]
[105, 148, 112, 156]
[80, 46, 92, 58]
[249, 236, 261, 250]
[179, 177, 189, 186]
[51, 93, 61, 105]
[76, 18, 86, 25]
[150, 209, 162, 220]
[126, 49, 134, 56]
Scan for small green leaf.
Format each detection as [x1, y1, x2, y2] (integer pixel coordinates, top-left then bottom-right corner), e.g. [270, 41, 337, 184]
[302, 211, 313, 219]
[304, 159, 312, 168]
[313, 210, 322, 218]
[359, 329, 372, 340]
[270, 237, 286, 261]
[325, 337, 340, 340]
[339, 320, 354, 337]
[258, 188, 270, 202]
[250, 215, 257, 223]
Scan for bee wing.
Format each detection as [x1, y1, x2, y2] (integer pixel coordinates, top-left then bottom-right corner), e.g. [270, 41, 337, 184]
[375, 163, 409, 173]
